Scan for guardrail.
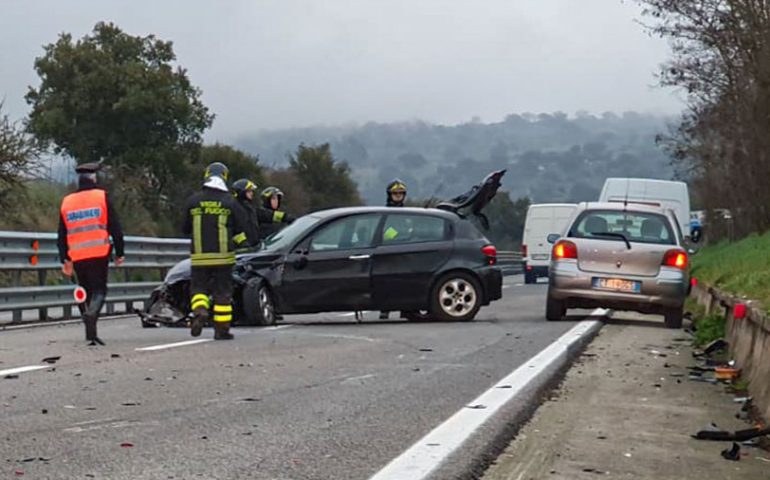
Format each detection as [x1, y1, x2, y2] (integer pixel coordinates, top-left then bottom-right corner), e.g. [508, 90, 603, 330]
[0, 229, 523, 325]
[497, 250, 523, 275]
[0, 231, 189, 324]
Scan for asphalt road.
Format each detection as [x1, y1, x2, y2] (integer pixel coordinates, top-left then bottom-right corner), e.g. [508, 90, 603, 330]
[0, 276, 596, 480]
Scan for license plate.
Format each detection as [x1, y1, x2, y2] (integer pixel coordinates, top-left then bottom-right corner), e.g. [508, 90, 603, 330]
[532, 254, 549, 260]
[592, 277, 640, 293]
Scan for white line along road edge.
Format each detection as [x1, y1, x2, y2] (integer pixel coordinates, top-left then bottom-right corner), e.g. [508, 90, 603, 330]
[369, 310, 607, 480]
[135, 339, 212, 351]
[0, 365, 50, 377]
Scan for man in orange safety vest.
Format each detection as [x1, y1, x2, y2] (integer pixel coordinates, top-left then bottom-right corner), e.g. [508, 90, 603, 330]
[57, 162, 125, 345]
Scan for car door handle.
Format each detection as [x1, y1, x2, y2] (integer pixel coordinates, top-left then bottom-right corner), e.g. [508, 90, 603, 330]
[348, 254, 371, 260]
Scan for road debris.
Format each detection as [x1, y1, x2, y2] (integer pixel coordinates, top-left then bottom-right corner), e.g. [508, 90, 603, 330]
[41, 356, 60, 364]
[693, 425, 770, 442]
[721, 442, 741, 461]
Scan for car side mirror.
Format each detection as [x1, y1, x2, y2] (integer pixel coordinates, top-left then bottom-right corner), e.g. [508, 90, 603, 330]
[292, 255, 308, 270]
[547, 234, 560, 244]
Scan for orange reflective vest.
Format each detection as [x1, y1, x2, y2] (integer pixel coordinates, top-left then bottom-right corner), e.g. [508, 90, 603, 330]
[60, 189, 111, 262]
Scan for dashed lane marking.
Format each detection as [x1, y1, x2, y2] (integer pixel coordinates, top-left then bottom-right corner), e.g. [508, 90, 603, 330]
[0, 365, 50, 377]
[135, 339, 212, 351]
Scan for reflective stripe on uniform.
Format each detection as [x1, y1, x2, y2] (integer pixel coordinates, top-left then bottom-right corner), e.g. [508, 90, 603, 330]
[218, 214, 228, 253]
[232, 232, 247, 245]
[67, 224, 108, 235]
[213, 304, 232, 313]
[213, 314, 232, 323]
[191, 293, 210, 310]
[191, 257, 236, 267]
[273, 210, 285, 223]
[70, 238, 111, 250]
[193, 214, 203, 254]
[190, 251, 235, 266]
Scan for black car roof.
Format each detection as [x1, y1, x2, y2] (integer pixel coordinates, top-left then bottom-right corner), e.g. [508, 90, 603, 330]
[307, 206, 461, 221]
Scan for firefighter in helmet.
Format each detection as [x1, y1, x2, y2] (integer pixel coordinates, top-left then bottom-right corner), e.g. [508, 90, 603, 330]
[231, 178, 260, 246]
[257, 186, 294, 241]
[386, 179, 407, 207]
[182, 162, 250, 340]
[380, 179, 408, 319]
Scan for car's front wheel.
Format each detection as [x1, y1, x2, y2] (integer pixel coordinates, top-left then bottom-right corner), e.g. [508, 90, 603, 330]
[242, 278, 277, 326]
[663, 307, 683, 329]
[431, 272, 482, 322]
[545, 291, 566, 321]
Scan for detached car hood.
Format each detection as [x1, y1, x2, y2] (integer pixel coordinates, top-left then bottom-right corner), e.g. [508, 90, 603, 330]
[436, 169, 506, 229]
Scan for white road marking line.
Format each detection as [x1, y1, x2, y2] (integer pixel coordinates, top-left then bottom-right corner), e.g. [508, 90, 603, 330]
[340, 373, 376, 385]
[515, 283, 523, 287]
[0, 365, 49, 377]
[303, 332, 379, 343]
[262, 324, 294, 331]
[135, 339, 212, 351]
[369, 310, 606, 480]
[502, 285, 511, 289]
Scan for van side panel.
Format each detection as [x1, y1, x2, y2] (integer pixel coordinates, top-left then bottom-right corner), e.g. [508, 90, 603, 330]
[522, 204, 578, 272]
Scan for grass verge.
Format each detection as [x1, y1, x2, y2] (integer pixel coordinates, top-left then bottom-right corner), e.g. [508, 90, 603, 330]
[691, 232, 770, 310]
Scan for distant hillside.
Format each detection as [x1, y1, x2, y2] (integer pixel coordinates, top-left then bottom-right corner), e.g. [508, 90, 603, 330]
[234, 112, 676, 206]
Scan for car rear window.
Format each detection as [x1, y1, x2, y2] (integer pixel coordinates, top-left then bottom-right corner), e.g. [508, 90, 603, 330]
[382, 214, 449, 245]
[569, 210, 676, 245]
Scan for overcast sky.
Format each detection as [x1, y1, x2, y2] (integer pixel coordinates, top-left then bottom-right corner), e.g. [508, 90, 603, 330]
[1, 0, 681, 141]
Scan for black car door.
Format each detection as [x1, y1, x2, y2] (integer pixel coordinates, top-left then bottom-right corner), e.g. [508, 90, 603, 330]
[279, 213, 383, 313]
[371, 213, 453, 311]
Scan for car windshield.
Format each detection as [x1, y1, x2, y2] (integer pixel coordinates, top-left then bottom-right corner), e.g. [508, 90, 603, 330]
[569, 210, 676, 245]
[261, 215, 322, 251]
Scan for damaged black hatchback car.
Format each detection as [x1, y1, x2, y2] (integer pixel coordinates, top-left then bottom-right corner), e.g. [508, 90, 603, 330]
[139, 171, 505, 326]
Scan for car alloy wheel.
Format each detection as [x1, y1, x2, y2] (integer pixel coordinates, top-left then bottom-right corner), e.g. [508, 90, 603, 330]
[258, 285, 276, 325]
[438, 277, 478, 319]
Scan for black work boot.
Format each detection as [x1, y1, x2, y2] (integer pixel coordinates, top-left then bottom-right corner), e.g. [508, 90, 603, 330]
[83, 315, 99, 346]
[85, 292, 107, 345]
[214, 322, 234, 340]
[190, 308, 207, 337]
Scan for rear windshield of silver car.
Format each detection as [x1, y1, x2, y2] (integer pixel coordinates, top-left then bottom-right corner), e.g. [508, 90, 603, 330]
[568, 210, 676, 245]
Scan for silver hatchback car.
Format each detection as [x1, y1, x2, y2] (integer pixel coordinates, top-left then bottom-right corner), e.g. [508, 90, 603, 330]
[546, 202, 690, 328]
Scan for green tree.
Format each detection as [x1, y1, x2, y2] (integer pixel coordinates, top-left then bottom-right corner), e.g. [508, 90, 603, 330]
[289, 143, 362, 211]
[478, 193, 530, 250]
[25, 22, 213, 202]
[197, 144, 266, 189]
[0, 103, 41, 210]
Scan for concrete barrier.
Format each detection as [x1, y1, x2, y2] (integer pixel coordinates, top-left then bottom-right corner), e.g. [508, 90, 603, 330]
[691, 283, 770, 421]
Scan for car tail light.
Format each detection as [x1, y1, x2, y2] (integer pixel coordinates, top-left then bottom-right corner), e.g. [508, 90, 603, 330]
[662, 249, 688, 269]
[521, 244, 528, 257]
[552, 240, 577, 260]
[482, 245, 497, 265]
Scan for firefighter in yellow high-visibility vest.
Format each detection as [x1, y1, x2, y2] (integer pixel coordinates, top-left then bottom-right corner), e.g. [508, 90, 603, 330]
[182, 162, 250, 340]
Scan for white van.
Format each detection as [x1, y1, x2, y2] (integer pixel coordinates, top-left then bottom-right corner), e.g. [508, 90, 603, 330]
[522, 203, 578, 284]
[598, 178, 691, 239]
